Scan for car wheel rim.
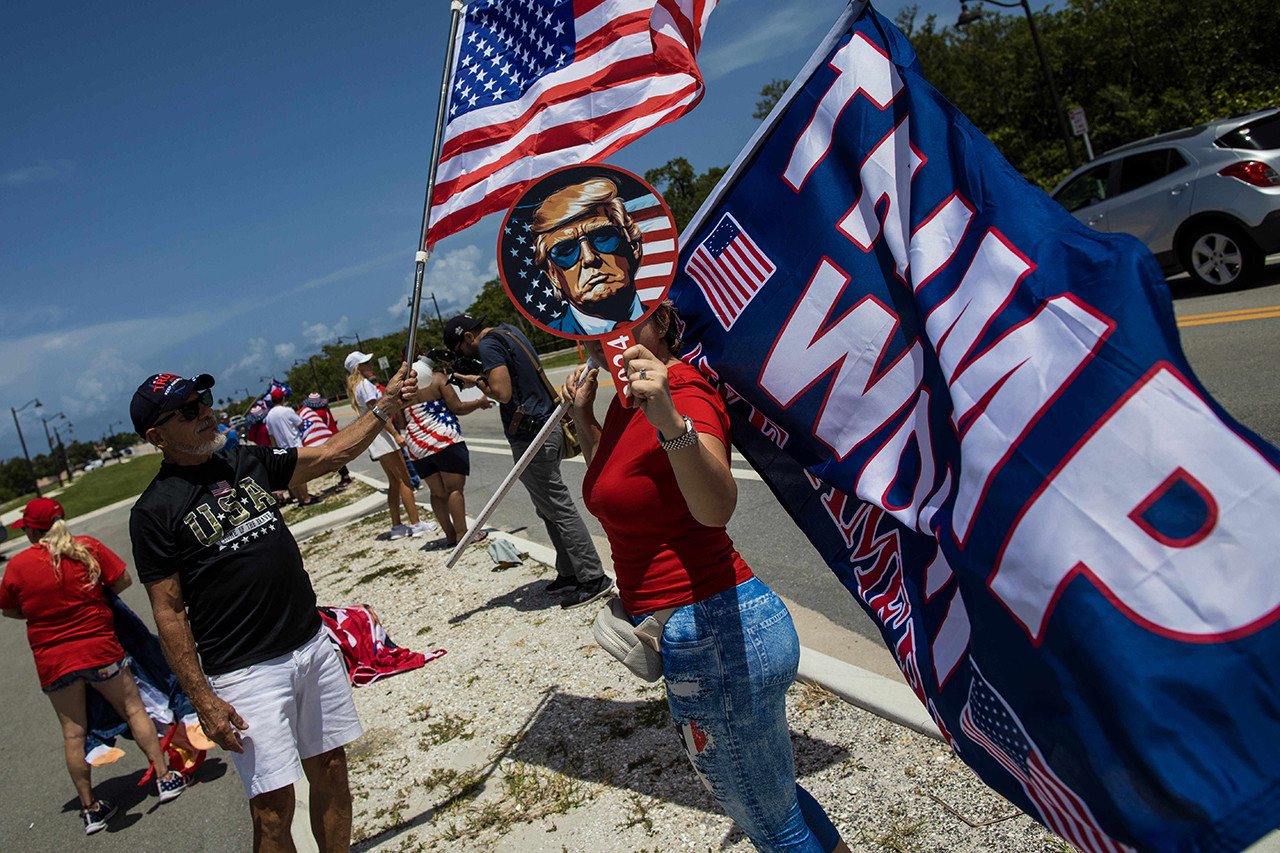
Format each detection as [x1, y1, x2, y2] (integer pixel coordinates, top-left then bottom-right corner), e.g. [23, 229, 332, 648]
[1191, 233, 1243, 285]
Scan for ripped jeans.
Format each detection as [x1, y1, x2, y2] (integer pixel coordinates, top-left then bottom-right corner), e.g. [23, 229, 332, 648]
[644, 576, 841, 853]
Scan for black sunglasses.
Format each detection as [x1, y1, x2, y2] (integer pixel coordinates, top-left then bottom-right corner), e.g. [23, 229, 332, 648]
[547, 226, 626, 270]
[155, 388, 213, 428]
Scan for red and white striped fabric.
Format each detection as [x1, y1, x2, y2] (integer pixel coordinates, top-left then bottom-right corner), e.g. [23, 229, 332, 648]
[297, 405, 337, 447]
[426, 0, 718, 247]
[404, 400, 464, 461]
[628, 192, 679, 303]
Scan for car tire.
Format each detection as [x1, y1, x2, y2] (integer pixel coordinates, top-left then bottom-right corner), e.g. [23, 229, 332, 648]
[1180, 223, 1262, 288]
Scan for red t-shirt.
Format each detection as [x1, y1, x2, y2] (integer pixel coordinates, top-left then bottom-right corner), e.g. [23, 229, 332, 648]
[0, 537, 127, 687]
[583, 362, 753, 614]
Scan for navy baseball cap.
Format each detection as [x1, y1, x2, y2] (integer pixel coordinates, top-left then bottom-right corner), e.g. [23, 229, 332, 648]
[131, 372, 215, 436]
[443, 315, 484, 351]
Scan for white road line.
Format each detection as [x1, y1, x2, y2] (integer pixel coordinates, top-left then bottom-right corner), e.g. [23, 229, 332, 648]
[461, 437, 762, 480]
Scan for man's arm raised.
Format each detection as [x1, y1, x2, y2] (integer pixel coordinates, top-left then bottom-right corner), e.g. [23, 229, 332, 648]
[145, 574, 247, 753]
[290, 362, 418, 485]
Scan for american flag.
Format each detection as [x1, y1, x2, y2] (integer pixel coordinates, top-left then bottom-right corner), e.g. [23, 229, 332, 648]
[960, 664, 1135, 853]
[426, 0, 717, 247]
[686, 212, 776, 330]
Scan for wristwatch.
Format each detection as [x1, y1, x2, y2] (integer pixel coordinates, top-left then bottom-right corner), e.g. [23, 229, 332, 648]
[371, 403, 393, 424]
[657, 415, 698, 452]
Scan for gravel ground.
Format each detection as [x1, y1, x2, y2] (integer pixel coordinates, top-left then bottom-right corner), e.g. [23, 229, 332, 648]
[298, 510, 1066, 853]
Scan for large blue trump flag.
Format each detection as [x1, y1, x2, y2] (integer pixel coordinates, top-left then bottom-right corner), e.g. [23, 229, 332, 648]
[668, 3, 1280, 851]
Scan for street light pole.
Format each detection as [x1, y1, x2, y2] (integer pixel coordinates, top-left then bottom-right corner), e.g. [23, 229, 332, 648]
[53, 423, 73, 482]
[40, 412, 68, 488]
[957, 0, 1079, 170]
[10, 398, 42, 498]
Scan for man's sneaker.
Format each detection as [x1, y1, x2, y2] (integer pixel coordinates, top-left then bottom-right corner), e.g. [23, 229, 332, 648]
[560, 576, 614, 610]
[409, 520, 439, 538]
[389, 524, 412, 540]
[156, 769, 188, 803]
[81, 799, 117, 835]
[544, 575, 578, 594]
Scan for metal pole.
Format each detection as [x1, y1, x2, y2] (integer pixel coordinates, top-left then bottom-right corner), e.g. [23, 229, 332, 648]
[11, 406, 41, 498]
[1019, 0, 1078, 170]
[40, 417, 63, 488]
[405, 0, 466, 367]
[54, 426, 73, 482]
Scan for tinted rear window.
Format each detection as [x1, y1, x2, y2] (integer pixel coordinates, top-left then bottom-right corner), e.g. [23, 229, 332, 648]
[1216, 114, 1280, 151]
[1117, 149, 1187, 194]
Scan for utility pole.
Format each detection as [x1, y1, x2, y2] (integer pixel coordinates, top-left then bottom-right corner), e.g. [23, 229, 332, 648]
[11, 398, 42, 498]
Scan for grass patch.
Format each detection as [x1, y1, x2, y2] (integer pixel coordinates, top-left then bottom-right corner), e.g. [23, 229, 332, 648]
[417, 712, 476, 749]
[281, 478, 375, 524]
[2, 455, 164, 520]
[540, 348, 588, 370]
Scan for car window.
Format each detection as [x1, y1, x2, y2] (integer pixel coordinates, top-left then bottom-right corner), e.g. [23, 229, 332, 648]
[1054, 162, 1112, 213]
[1216, 114, 1280, 151]
[1116, 148, 1188, 195]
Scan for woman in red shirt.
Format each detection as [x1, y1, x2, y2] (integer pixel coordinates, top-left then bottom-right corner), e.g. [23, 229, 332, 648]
[562, 303, 849, 853]
[0, 499, 187, 834]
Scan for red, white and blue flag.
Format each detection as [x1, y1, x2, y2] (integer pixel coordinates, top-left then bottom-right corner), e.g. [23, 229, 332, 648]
[686, 212, 776, 330]
[669, 2, 1280, 850]
[426, 0, 718, 247]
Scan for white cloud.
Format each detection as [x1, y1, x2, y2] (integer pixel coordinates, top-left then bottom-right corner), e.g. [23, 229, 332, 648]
[301, 316, 351, 346]
[698, 6, 835, 78]
[274, 342, 297, 360]
[1, 159, 76, 187]
[386, 244, 498, 317]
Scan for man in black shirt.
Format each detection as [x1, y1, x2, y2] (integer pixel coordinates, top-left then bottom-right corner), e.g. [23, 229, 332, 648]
[128, 366, 417, 853]
[444, 315, 611, 609]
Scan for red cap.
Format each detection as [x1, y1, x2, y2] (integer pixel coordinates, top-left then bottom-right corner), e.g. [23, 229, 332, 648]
[270, 388, 286, 401]
[13, 498, 65, 530]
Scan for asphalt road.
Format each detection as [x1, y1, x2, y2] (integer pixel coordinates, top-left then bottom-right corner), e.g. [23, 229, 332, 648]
[2, 256, 1278, 850]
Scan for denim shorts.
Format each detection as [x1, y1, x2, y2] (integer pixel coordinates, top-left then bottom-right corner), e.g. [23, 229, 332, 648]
[42, 656, 129, 694]
[649, 576, 841, 853]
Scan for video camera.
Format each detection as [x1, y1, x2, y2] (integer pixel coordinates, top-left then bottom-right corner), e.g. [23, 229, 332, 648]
[426, 348, 484, 389]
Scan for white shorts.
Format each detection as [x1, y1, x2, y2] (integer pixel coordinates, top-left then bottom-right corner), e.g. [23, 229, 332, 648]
[367, 429, 398, 461]
[207, 628, 363, 799]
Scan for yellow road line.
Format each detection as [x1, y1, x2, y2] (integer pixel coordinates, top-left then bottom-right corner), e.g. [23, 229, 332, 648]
[1177, 305, 1280, 327]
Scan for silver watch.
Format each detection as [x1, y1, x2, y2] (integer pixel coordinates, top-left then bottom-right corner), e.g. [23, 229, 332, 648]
[657, 415, 698, 452]
[371, 404, 393, 424]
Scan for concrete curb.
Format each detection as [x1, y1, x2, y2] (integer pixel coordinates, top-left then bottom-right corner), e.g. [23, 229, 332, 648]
[291, 472, 942, 743]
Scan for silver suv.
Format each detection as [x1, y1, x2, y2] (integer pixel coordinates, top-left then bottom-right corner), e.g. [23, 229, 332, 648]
[1051, 108, 1280, 288]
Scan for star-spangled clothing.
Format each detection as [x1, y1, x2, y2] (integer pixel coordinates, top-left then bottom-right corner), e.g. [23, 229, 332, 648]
[130, 445, 320, 675]
[427, 0, 718, 245]
[404, 398, 464, 461]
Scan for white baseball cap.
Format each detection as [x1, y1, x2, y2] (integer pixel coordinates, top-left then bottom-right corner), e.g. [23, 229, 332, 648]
[344, 351, 373, 371]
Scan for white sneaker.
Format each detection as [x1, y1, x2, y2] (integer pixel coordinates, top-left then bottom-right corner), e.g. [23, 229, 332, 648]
[409, 521, 439, 538]
[389, 524, 412, 540]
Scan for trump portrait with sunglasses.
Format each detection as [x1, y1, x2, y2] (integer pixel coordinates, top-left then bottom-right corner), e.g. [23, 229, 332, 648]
[531, 175, 646, 336]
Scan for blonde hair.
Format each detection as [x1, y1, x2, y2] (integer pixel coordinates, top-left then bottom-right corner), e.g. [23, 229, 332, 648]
[531, 178, 643, 269]
[346, 365, 367, 415]
[39, 520, 100, 587]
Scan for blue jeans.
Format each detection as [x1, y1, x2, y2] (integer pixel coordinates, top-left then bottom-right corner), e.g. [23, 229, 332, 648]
[647, 576, 841, 853]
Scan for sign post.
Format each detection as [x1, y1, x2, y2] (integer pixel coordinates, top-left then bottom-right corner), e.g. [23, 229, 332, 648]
[1068, 107, 1094, 161]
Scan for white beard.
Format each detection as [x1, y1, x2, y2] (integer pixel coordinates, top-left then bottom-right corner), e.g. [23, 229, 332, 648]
[172, 426, 227, 457]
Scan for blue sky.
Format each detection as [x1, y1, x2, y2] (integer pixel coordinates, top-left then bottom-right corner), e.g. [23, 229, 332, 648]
[0, 0, 1044, 458]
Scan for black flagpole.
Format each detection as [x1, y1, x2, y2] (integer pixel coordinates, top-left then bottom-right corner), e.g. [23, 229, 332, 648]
[406, 0, 465, 366]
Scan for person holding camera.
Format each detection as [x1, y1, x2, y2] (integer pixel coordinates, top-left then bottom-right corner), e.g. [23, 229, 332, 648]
[403, 354, 493, 549]
[444, 314, 610, 608]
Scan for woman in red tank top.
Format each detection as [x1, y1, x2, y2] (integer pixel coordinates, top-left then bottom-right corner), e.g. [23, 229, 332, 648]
[562, 303, 849, 853]
[0, 499, 187, 834]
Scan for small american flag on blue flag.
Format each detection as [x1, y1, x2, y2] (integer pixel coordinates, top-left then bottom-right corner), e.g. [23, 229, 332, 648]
[686, 213, 776, 330]
[960, 663, 1135, 853]
[426, 0, 718, 246]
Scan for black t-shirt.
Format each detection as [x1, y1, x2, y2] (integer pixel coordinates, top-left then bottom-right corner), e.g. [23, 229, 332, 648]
[478, 324, 555, 437]
[130, 444, 320, 675]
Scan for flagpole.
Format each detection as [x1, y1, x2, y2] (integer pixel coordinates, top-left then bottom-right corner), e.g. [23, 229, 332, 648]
[405, 0, 465, 366]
